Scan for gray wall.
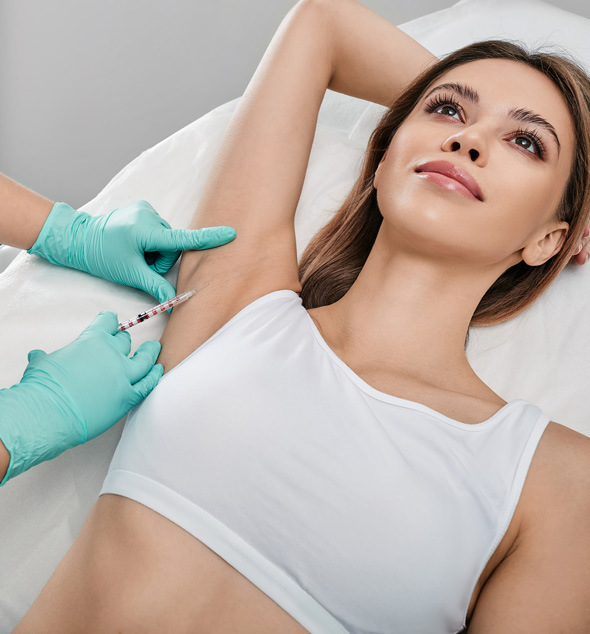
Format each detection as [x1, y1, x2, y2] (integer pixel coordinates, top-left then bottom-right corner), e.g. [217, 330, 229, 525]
[1, 0, 589, 209]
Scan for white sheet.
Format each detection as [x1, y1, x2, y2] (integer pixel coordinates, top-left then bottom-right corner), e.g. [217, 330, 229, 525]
[1, 0, 590, 627]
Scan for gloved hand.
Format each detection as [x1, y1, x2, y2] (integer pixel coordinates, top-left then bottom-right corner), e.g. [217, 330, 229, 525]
[0, 311, 163, 485]
[28, 200, 236, 303]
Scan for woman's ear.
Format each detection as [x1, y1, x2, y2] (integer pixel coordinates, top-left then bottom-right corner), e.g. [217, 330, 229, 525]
[521, 220, 569, 266]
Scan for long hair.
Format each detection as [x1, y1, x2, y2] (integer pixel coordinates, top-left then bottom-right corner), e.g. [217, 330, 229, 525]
[298, 40, 590, 327]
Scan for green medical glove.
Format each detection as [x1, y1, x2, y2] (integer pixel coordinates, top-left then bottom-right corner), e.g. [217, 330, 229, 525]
[28, 200, 236, 303]
[0, 311, 163, 485]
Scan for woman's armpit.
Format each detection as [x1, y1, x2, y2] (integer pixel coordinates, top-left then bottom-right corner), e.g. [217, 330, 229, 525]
[157, 244, 301, 373]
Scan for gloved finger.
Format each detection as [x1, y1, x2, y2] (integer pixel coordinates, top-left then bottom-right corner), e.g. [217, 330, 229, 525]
[127, 340, 162, 384]
[134, 268, 177, 305]
[83, 311, 131, 355]
[131, 363, 164, 403]
[27, 349, 47, 363]
[134, 200, 171, 228]
[147, 249, 180, 275]
[84, 311, 120, 335]
[111, 329, 132, 356]
[142, 226, 236, 253]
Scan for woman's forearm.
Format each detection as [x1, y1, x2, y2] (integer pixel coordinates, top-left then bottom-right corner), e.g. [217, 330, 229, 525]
[0, 173, 54, 250]
[322, 0, 437, 107]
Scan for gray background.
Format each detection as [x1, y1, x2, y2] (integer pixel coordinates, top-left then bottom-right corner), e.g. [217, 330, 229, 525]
[1, 0, 589, 209]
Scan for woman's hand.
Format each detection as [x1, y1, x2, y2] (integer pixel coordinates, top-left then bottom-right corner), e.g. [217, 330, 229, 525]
[572, 224, 590, 264]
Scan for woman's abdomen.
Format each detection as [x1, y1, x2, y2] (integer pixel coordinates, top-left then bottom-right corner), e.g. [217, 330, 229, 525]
[14, 493, 310, 634]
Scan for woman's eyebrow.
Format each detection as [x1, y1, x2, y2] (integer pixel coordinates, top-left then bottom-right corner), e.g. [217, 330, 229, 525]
[423, 82, 561, 155]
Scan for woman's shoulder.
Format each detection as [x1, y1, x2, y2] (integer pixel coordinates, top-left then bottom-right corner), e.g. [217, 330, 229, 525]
[536, 420, 590, 481]
[520, 420, 590, 531]
[467, 421, 590, 631]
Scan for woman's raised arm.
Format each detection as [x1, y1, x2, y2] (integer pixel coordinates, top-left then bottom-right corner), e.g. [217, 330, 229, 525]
[159, 0, 436, 370]
[325, 0, 437, 106]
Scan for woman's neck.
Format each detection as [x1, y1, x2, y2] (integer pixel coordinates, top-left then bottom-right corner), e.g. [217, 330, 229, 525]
[310, 225, 509, 388]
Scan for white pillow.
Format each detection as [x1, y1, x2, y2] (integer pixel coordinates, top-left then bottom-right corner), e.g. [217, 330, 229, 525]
[1, 0, 590, 628]
[404, 0, 590, 66]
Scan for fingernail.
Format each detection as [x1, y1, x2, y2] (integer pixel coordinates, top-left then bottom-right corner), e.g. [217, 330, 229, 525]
[576, 243, 583, 255]
[584, 227, 590, 238]
[218, 227, 236, 240]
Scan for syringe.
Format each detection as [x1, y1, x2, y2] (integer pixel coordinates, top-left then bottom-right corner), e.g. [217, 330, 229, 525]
[116, 285, 208, 332]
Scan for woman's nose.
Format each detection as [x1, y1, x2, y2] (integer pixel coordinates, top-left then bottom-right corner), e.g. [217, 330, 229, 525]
[441, 128, 487, 164]
[448, 140, 479, 162]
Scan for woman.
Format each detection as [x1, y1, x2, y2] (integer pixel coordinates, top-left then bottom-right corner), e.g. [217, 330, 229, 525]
[13, 0, 590, 632]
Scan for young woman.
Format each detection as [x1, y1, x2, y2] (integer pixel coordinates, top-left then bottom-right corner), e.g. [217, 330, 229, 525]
[14, 0, 590, 632]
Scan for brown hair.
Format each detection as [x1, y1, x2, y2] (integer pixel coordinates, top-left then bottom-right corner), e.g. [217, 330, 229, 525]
[298, 40, 590, 327]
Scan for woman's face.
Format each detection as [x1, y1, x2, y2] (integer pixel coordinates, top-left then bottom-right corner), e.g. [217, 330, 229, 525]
[373, 58, 575, 270]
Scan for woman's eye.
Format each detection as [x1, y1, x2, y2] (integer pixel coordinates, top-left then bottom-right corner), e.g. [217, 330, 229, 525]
[512, 136, 536, 154]
[435, 105, 461, 121]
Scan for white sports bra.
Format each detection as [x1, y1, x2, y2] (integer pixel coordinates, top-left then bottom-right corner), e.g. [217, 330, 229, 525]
[101, 289, 551, 634]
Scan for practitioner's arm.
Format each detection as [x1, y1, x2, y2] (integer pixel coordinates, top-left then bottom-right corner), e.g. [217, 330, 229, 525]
[0, 173, 54, 249]
[159, 0, 438, 369]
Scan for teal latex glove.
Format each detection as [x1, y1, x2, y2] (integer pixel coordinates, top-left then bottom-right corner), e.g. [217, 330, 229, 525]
[0, 312, 163, 485]
[28, 200, 236, 303]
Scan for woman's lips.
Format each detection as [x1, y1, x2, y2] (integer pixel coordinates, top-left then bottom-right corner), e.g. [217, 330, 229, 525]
[415, 160, 484, 201]
[416, 171, 481, 201]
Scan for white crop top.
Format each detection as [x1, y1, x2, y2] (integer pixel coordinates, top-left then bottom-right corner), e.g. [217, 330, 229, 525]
[100, 290, 551, 634]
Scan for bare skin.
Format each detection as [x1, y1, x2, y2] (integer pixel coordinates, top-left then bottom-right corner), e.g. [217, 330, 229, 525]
[11, 0, 590, 632]
[15, 493, 311, 634]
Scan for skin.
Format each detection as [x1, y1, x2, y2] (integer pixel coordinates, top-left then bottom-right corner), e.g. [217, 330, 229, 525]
[309, 58, 576, 414]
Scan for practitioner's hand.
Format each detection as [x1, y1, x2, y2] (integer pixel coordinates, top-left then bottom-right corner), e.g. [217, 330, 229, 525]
[572, 224, 590, 265]
[28, 200, 237, 303]
[0, 311, 162, 485]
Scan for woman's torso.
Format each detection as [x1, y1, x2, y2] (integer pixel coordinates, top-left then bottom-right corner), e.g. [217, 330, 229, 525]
[32, 397, 549, 634]
[56, 464, 520, 633]
[23, 291, 555, 634]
